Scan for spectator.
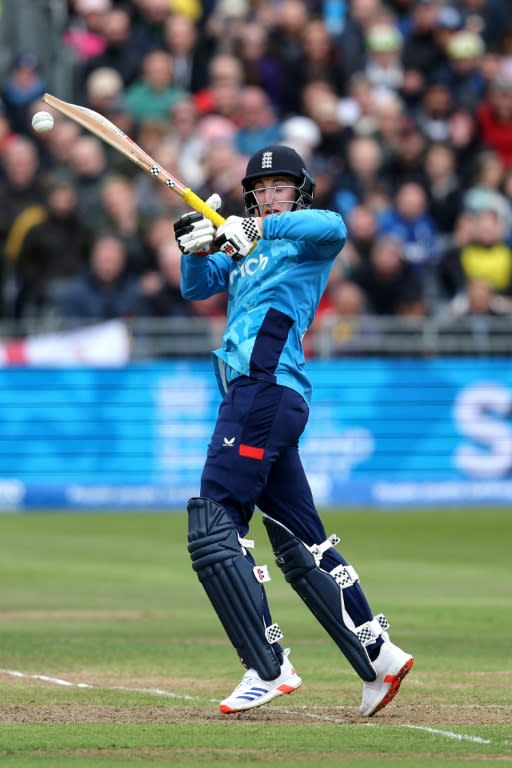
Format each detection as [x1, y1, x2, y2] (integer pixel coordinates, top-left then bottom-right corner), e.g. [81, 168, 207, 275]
[351, 234, 426, 315]
[77, 6, 142, 98]
[346, 203, 379, 266]
[364, 22, 404, 92]
[338, 0, 390, 79]
[15, 172, 90, 318]
[163, 12, 210, 94]
[447, 107, 483, 184]
[67, 135, 109, 229]
[305, 95, 351, 174]
[438, 207, 512, 299]
[414, 79, 454, 142]
[63, 0, 110, 62]
[285, 18, 346, 111]
[233, 21, 285, 115]
[121, 49, 188, 123]
[439, 278, 512, 354]
[84, 66, 124, 115]
[0, 137, 45, 265]
[459, 0, 509, 49]
[233, 86, 282, 157]
[314, 280, 381, 357]
[97, 174, 153, 276]
[0, 52, 46, 135]
[193, 53, 243, 121]
[381, 116, 430, 192]
[333, 135, 388, 218]
[378, 181, 439, 277]
[477, 70, 512, 167]
[139, 238, 193, 317]
[423, 141, 464, 248]
[163, 97, 204, 188]
[56, 233, 147, 321]
[436, 30, 487, 110]
[401, 0, 445, 76]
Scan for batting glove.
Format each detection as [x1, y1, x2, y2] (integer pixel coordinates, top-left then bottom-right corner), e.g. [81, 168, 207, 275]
[173, 194, 221, 255]
[214, 216, 262, 261]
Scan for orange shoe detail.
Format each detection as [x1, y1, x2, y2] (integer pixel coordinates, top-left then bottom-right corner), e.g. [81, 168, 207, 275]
[277, 683, 297, 694]
[371, 657, 415, 716]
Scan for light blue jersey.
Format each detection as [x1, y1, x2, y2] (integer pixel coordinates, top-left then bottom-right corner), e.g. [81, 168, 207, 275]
[180, 209, 347, 404]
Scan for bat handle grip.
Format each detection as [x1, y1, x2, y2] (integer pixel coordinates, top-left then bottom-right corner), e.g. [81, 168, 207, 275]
[182, 188, 226, 227]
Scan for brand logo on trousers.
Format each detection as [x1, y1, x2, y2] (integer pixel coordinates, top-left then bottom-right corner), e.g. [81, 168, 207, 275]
[223, 437, 235, 447]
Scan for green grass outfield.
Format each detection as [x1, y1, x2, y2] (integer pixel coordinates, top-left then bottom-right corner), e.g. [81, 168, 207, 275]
[0, 507, 510, 766]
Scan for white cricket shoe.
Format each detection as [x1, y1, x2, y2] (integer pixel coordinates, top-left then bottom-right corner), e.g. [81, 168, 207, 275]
[359, 640, 414, 717]
[219, 648, 302, 714]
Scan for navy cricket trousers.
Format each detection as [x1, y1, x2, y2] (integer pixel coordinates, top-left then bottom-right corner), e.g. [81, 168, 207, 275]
[200, 376, 376, 645]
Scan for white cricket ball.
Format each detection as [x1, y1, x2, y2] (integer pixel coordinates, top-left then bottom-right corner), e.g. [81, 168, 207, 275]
[32, 111, 55, 133]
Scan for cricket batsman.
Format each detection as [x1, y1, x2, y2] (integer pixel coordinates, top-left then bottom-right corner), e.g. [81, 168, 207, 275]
[174, 145, 414, 715]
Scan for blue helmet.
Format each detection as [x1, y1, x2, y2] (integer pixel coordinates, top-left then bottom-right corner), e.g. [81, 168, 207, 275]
[242, 145, 316, 215]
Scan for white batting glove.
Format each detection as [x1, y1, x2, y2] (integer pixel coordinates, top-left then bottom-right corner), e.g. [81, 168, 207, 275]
[173, 194, 222, 255]
[214, 216, 262, 261]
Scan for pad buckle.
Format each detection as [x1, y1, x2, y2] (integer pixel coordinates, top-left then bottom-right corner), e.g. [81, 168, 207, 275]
[238, 535, 254, 555]
[265, 623, 283, 644]
[330, 564, 359, 588]
[308, 534, 340, 565]
[355, 614, 390, 646]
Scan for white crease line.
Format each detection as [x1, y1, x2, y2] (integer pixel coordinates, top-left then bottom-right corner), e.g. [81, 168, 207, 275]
[2, 669, 508, 747]
[0, 669, 218, 702]
[402, 724, 492, 744]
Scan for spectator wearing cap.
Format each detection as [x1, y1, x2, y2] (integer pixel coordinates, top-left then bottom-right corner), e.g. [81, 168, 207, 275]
[0, 52, 46, 135]
[364, 22, 404, 91]
[477, 70, 512, 167]
[434, 30, 487, 110]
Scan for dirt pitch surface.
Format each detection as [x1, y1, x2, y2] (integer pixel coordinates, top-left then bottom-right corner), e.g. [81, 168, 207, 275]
[0, 699, 509, 727]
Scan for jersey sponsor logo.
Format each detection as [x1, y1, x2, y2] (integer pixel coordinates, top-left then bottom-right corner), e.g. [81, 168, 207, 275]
[229, 252, 268, 283]
[223, 437, 235, 447]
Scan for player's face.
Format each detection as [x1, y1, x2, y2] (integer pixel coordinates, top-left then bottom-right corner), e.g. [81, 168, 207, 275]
[251, 175, 298, 216]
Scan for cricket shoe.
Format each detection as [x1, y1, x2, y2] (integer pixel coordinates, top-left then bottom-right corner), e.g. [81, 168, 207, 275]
[219, 648, 302, 714]
[359, 640, 414, 717]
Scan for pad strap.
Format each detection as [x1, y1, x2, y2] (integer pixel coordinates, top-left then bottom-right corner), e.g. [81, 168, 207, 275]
[330, 564, 359, 588]
[356, 614, 390, 646]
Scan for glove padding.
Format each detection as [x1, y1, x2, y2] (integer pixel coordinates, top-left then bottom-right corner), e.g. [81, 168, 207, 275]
[173, 194, 221, 255]
[214, 216, 262, 261]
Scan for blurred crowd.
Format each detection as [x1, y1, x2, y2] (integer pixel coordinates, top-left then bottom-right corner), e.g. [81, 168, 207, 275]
[1, 0, 512, 353]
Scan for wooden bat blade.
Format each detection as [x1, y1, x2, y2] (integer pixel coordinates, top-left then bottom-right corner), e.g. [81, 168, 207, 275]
[42, 92, 225, 227]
